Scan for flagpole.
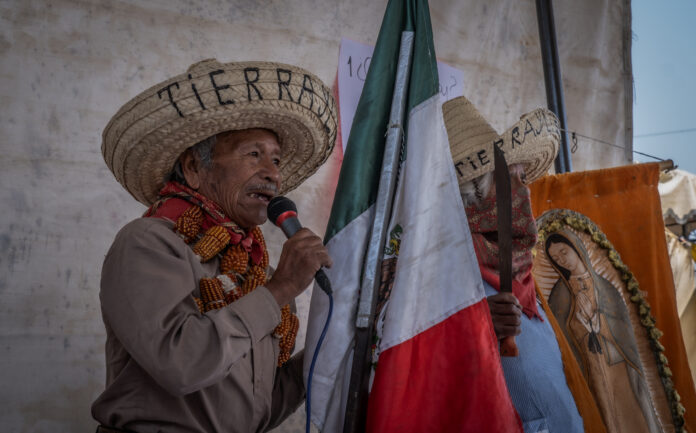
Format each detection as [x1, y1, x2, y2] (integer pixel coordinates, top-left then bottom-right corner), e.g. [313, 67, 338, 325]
[343, 30, 415, 433]
[535, 0, 572, 173]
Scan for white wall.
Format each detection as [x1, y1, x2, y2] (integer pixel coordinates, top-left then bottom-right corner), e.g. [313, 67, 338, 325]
[0, 0, 630, 431]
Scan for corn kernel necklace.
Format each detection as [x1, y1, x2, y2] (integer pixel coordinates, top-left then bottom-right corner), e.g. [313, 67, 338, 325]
[146, 181, 299, 366]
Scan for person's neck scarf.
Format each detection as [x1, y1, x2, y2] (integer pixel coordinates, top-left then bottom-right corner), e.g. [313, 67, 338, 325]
[145, 181, 298, 366]
[466, 190, 541, 320]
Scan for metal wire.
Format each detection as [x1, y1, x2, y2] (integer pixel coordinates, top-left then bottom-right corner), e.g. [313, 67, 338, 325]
[634, 127, 696, 138]
[560, 128, 665, 161]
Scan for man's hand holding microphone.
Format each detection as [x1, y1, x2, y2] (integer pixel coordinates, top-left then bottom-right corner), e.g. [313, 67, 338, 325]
[264, 197, 333, 307]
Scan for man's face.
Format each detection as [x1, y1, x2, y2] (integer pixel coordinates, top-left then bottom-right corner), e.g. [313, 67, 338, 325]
[466, 164, 536, 237]
[465, 163, 537, 271]
[194, 128, 281, 229]
[504, 164, 536, 253]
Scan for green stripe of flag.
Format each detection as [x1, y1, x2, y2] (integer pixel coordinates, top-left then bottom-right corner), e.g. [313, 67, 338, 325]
[324, 0, 439, 243]
[405, 0, 439, 114]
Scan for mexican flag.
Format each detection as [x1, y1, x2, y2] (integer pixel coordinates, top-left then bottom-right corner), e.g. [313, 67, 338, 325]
[304, 0, 522, 431]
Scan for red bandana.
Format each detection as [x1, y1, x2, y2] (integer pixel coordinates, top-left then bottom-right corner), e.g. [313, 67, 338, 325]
[466, 186, 541, 319]
[144, 181, 264, 265]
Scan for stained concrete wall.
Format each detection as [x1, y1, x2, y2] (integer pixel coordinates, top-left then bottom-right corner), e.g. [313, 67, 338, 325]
[0, 0, 630, 431]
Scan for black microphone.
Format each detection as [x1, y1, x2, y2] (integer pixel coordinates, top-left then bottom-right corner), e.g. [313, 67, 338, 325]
[267, 196, 333, 295]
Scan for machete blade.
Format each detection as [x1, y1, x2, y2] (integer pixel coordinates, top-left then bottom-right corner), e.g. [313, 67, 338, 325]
[494, 144, 513, 294]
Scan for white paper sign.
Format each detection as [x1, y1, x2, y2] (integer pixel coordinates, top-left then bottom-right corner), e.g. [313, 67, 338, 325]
[337, 37, 465, 153]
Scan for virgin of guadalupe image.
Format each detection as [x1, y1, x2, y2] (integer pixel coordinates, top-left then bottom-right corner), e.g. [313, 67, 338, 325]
[543, 230, 663, 433]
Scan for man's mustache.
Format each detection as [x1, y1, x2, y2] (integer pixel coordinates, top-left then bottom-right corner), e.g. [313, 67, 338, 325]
[247, 183, 279, 195]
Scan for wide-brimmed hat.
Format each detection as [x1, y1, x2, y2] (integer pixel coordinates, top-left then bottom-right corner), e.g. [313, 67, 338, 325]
[103, 59, 338, 205]
[442, 96, 559, 190]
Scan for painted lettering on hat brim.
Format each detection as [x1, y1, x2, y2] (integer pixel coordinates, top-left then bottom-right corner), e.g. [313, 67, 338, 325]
[156, 67, 336, 134]
[452, 110, 558, 180]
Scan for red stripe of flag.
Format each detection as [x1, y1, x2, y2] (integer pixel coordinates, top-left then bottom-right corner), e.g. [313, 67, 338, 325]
[366, 299, 522, 432]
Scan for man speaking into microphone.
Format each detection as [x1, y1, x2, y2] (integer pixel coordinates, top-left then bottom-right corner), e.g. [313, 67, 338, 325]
[91, 59, 337, 433]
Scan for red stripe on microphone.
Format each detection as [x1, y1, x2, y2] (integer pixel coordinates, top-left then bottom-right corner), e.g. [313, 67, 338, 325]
[275, 210, 297, 227]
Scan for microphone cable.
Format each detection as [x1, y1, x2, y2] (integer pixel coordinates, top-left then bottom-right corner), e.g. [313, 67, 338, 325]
[265, 196, 334, 433]
[305, 290, 333, 433]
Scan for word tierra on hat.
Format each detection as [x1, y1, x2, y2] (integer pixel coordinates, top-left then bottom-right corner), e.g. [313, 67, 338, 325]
[442, 96, 560, 190]
[103, 59, 338, 206]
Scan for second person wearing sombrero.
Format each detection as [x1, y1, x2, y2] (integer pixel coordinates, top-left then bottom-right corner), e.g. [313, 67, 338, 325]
[91, 59, 337, 433]
[443, 96, 606, 433]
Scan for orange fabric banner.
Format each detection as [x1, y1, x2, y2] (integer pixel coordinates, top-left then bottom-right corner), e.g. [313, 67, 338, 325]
[529, 162, 696, 431]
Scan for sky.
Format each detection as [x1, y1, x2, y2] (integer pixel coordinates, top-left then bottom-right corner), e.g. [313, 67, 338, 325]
[632, 0, 696, 173]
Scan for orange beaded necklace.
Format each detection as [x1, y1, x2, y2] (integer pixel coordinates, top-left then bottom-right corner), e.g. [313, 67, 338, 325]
[146, 182, 299, 366]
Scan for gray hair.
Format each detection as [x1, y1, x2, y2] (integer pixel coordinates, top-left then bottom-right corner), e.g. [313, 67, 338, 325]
[167, 135, 217, 185]
[460, 171, 494, 207]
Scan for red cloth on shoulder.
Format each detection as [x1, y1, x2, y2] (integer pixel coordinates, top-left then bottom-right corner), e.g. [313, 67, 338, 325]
[144, 181, 264, 265]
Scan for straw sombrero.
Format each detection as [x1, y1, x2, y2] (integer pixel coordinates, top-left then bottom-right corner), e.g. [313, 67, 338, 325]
[103, 59, 338, 206]
[442, 96, 559, 190]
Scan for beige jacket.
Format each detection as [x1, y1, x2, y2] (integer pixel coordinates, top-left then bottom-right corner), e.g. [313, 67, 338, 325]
[91, 218, 304, 432]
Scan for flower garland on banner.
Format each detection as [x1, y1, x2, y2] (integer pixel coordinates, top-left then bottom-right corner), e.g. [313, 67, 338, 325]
[146, 181, 299, 366]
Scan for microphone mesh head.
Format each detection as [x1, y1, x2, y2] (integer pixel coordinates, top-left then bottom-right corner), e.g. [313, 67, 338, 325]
[267, 196, 297, 225]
